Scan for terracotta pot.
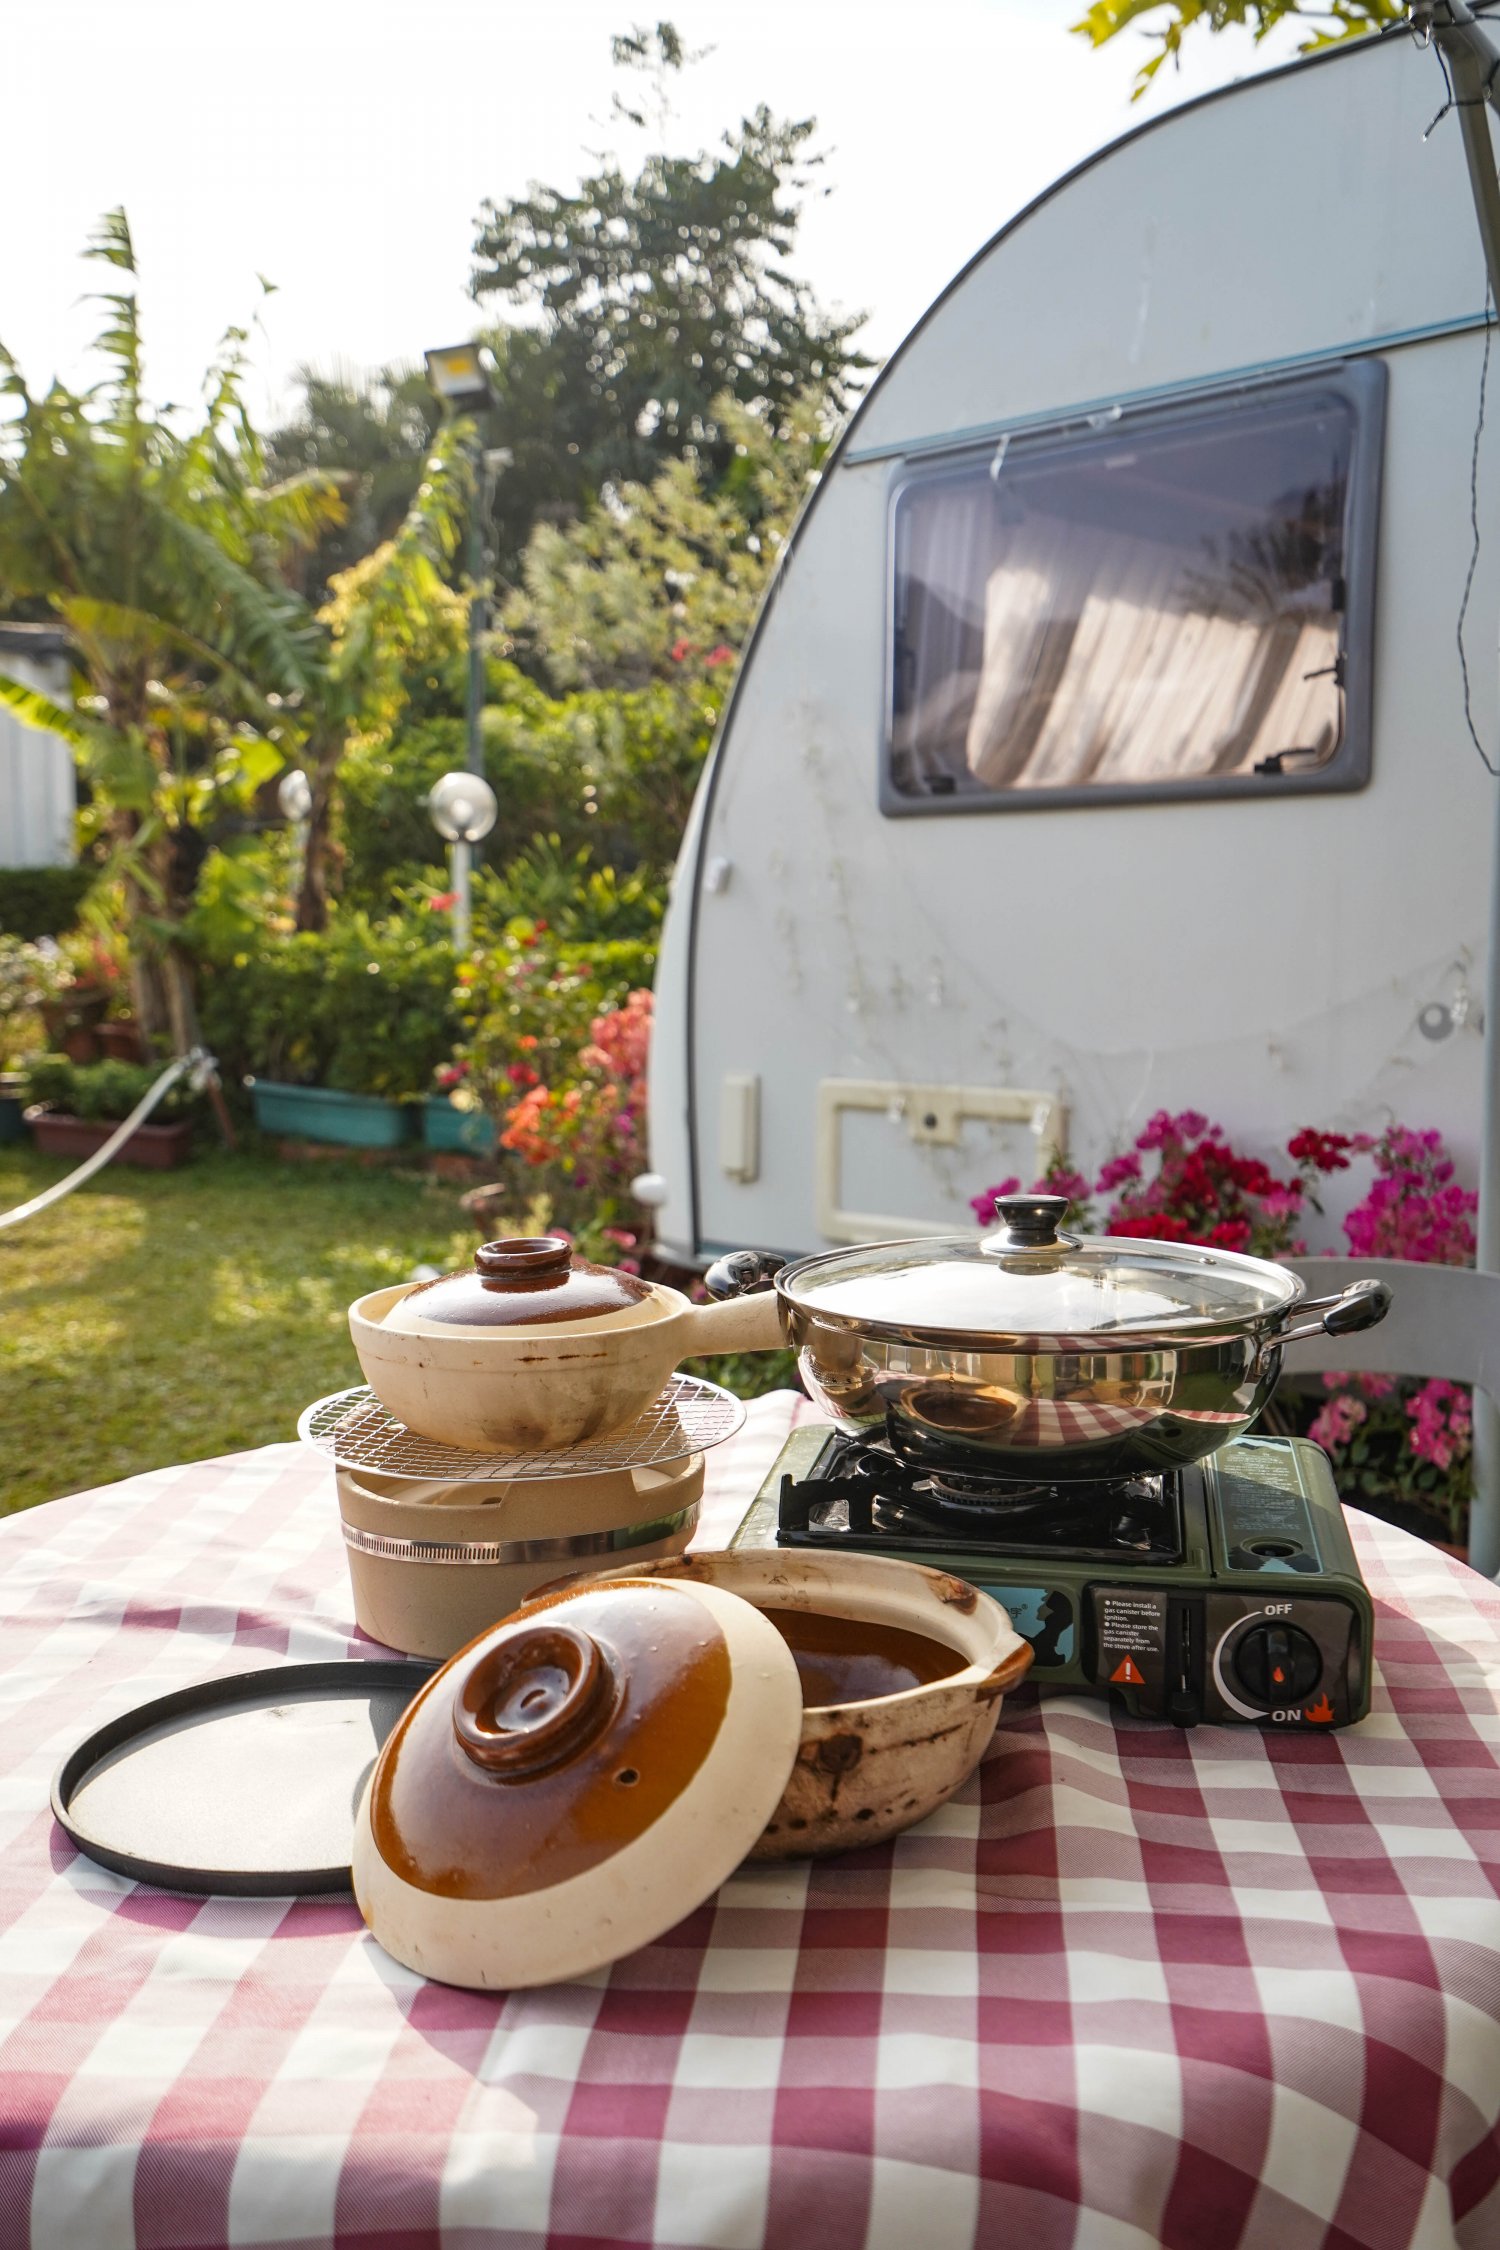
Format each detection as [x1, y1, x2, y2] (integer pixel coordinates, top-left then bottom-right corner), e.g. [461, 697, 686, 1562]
[96, 1020, 145, 1063]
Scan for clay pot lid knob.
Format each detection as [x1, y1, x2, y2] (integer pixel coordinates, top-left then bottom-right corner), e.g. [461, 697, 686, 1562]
[474, 1236, 574, 1289]
[454, 1623, 618, 1778]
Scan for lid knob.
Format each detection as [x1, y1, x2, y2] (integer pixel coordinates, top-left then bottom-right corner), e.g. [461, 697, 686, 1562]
[474, 1236, 574, 1288]
[454, 1621, 618, 1777]
[992, 1192, 1071, 1247]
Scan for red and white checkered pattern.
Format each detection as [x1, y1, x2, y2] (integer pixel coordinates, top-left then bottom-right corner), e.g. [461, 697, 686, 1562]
[1, 1393, 1499, 2250]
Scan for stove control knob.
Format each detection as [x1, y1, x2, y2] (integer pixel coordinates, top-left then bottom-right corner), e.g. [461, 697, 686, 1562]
[1232, 1623, 1322, 1708]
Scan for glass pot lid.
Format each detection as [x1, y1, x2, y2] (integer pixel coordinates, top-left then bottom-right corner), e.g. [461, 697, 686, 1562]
[781, 1194, 1301, 1340]
[399, 1236, 654, 1329]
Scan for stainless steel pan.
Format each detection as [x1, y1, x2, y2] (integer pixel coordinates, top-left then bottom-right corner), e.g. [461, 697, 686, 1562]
[706, 1193, 1391, 1483]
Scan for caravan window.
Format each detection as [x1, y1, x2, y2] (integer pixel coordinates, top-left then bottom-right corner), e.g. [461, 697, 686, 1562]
[885, 367, 1382, 811]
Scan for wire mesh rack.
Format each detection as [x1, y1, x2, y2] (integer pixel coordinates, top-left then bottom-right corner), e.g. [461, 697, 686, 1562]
[297, 1374, 746, 1482]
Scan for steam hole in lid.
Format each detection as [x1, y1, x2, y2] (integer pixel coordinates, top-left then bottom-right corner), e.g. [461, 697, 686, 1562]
[616, 1767, 640, 1786]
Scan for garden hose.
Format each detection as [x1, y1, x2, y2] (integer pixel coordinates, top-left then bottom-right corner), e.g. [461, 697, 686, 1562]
[0, 1047, 220, 1232]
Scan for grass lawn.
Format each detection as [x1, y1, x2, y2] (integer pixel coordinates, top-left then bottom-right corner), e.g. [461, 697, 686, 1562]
[0, 1147, 477, 1515]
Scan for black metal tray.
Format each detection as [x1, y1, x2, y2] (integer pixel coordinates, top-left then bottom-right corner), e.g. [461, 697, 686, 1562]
[51, 1658, 436, 1897]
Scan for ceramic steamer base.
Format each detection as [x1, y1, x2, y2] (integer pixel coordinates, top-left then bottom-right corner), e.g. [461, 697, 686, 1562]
[299, 1376, 746, 1660]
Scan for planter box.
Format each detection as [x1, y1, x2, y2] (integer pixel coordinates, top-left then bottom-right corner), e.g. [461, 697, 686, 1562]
[25, 1106, 194, 1171]
[421, 1095, 497, 1156]
[0, 1076, 26, 1146]
[249, 1079, 416, 1149]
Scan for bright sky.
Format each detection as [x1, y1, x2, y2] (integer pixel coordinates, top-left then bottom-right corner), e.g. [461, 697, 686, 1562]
[2, 0, 1307, 423]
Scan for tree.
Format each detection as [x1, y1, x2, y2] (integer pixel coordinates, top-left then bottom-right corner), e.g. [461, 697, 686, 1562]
[1072, 0, 1402, 98]
[506, 387, 827, 694]
[0, 211, 469, 1042]
[469, 22, 870, 569]
[265, 363, 441, 604]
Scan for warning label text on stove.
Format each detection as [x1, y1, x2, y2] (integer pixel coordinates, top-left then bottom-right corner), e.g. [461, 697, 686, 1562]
[1097, 1592, 1167, 1653]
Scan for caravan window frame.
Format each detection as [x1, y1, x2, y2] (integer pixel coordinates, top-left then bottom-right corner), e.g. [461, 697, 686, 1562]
[879, 360, 1386, 818]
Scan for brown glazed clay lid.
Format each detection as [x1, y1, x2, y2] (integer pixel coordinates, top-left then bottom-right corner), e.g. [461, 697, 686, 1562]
[352, 1576, 804, 1988]
[400, 1235, 654, 1328]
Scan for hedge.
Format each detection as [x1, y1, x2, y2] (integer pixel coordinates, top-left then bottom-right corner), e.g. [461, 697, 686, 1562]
[0, 865, 94, 940]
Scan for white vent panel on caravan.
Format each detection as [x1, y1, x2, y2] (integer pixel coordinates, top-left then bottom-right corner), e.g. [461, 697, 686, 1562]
[815, 1081, 1065, 1245]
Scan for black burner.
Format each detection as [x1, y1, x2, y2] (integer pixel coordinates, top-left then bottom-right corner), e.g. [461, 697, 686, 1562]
[776, 1434, 1184, 1565]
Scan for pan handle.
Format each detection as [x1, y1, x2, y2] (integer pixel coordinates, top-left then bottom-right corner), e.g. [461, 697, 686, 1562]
[704, 1249, 787, 1299]
[671, 1249, 789, 1357]
[1277, 1276, 1393, 1349]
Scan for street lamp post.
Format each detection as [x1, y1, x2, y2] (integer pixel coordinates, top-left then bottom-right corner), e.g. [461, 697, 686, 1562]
[277, 767, 313, 897]
[423, 343, 503, 783]
[428, 771, 498, 957]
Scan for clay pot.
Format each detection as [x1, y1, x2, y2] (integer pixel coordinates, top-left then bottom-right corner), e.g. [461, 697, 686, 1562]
[351, 1550, 1033, 1993]
[350, 1239, 781, 1452]
[564, 1547, 1033, 1858]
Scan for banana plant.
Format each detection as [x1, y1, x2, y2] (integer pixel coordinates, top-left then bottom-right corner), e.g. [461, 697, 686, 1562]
[0, 209, 468, 1047]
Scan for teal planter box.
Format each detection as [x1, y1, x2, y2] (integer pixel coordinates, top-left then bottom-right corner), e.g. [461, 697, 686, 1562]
[250, 1080, 416, 1149]
[422, 1096, 497, 1156]
[0, 1084, 26, 1145]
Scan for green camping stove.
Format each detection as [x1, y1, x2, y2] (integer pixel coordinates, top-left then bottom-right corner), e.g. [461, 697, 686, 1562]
[733, 1427, 1373, 1729]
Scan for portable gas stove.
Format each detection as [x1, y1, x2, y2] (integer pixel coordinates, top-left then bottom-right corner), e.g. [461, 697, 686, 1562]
[733, 1426, 1372, 1728]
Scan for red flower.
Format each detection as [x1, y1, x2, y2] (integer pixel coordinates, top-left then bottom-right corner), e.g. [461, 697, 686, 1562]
[670, 639, 692, 663]
[1288, 1128, 1354, 1173]
[1208, 1218, 1253, 1251]
[705, 644, 735, 667]
[429, 891, 460, 912]
[1108, 1213, 1193, 1243]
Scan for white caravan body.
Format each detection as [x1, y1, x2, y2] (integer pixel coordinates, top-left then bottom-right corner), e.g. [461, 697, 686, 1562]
[648, 30, 1500, 1263]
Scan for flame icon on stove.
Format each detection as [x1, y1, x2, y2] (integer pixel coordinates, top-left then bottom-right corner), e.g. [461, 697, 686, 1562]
[1305, 1693, 1335, 1724]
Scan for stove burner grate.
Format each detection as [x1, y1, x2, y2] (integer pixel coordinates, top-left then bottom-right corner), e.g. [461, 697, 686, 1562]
[776, 1435, 1184, 1565]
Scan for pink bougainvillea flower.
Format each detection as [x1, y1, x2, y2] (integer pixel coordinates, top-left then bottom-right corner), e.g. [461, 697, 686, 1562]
[669, 638, 692, 662]
[1095, 1152, 1142, 1194]
[1308, 1393, 1367, 1452]
[429, 892, 460, 912]
[705, 644, 735, 667]
[1037, 1168, 1091, 1203]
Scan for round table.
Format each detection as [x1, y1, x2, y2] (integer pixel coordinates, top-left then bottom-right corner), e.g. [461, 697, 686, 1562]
[1, 1394, 1498, 2250]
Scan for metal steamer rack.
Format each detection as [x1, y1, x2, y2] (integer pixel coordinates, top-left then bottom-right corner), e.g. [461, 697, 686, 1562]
[299, 1375, 746, 1574]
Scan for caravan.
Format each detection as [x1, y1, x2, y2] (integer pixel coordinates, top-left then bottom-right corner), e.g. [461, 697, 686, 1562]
[646, 26, 1499, 1266]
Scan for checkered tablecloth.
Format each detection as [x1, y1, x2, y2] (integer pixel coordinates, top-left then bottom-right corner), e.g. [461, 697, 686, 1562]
[3, 1393, 1500, 2250]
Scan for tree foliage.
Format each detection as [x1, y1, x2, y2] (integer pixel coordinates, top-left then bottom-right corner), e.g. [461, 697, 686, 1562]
[470, 23, 869, 568]
[265, 363, 441, 603]
[507, 388, 825, 693]
[1072, 0, 1404, 97]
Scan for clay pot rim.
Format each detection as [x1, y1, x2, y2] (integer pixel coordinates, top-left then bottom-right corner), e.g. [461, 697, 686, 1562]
[561, 1549, 1034, 1715]
[351, 1276, 690, 1346]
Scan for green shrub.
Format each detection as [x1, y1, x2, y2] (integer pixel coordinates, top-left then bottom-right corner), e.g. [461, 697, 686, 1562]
[334, 660, 710, 917]
[0, 866, 95, 940]
[198, 909, 459, 1100]
[26, 1054, 192, 1121]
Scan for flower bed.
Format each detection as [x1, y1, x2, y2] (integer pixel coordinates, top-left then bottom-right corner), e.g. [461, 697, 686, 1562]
[973, 1112, 1478, 1547]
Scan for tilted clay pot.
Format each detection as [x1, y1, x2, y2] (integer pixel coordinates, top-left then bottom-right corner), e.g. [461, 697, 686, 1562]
[563, 1547, 1033, 1859]
[351, 1549, 1033, 1991]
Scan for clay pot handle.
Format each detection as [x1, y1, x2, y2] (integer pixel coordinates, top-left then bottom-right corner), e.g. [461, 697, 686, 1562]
[454, 1621, 617, 1776]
